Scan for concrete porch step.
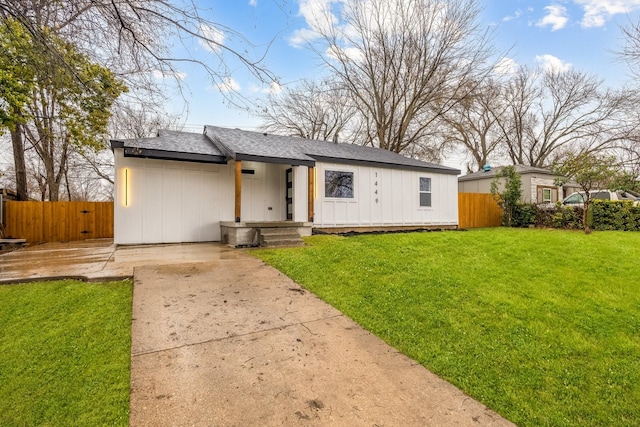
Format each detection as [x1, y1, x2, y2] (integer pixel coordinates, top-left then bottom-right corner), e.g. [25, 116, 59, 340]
[257, 228, 304, 247]
[261, 238, 305, 247]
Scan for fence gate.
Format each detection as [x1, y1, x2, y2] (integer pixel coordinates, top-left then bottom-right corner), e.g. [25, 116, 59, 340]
[3, 201, 114, 243]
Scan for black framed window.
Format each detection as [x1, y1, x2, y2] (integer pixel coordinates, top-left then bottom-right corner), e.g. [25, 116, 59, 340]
[325, 170, 354, 198]
[419, 177, 431, 207]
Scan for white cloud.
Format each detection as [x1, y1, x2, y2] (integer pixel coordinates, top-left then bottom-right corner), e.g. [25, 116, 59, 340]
[503, 9, 522, 22]
[536, 5, 569, 31]
[199, 24, 226, 52]
[249, 0, 257, 6]
[288, 0, 338, 47]
[535, 54, 572, 73]
[251, 81, 283, 95]
[216, 78, 241, 92]
[494, 57, 518, 76]
[289, 27, 322, 48]
[573, 0, 640, 28]
[325, 44, 365, 62]
[298, 0, 337, 30]
[152, 70, 187, 80]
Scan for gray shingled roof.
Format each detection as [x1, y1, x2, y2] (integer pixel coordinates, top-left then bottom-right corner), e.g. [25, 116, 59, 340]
[458, 165, 555, 182]
[204, 125, 459, 175]
[114, 130, 224, 157]
[111, 126, 460, 174]
[204, 126, 315, 165]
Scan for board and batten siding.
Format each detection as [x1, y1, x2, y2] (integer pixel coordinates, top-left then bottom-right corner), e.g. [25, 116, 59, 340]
[114, 153, 297, 244]
[113, 150, 235, 244]
[240, 161, 288, 222]
[314, 162, 458, 228]
[114, 149, 458, 244]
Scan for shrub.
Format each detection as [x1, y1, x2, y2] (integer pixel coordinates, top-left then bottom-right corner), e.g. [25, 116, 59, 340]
[490, 166, 522, 227]
[540, 201, 640, 231]
[551, 207, 583, 229]
[512, 203, 537, 227]
[592, 201, 640, 231]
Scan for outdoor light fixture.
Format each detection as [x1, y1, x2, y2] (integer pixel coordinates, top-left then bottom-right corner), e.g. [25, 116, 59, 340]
[124, 168, 129, 207]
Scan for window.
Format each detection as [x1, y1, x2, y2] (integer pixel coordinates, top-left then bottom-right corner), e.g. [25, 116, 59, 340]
[564, 193, 586, 204]
[542, 188, 552, 203]
[419, 177, 431, 207]
[325, 170, 354, 198]
[591, 191, 610, 200]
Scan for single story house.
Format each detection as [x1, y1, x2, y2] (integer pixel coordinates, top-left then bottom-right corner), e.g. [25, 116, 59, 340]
[458, 165, 580, 204]
[111, 126, 460, 246]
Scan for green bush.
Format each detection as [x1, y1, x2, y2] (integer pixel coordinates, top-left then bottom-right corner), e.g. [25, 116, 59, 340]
[512, 203, 537, 227]
[526, 204, 583, 230]
[539, 201, 640, 231]
[592, 201, 640, 231]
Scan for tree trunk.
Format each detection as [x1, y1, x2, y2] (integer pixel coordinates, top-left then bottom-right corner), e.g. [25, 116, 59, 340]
[10, 124, 29, 201]
[583, 201, 592, 234]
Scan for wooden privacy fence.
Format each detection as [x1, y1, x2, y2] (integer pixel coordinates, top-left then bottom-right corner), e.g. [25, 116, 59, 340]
[3, 201, 114, 243]
[458, 193, 502, 229]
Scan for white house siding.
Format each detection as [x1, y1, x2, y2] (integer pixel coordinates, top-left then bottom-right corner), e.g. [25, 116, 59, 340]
[113, 149, 234, 244]
[114, 150, 457, 243]
[314, 162, 458, 228]
[292, 166, 310, 222]
[239, 161, 288, 222]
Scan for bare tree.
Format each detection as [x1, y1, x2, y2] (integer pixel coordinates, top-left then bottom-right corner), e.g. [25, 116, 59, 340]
[2, 1, 281, 199]
[619, 17, 640, 80]
[306, 0, 494, 159]
[616, 19, 640, 176]
[494, 66, 541, 166]
[259, 78, 359, 143]
[438, 78, 507, 171]
[0, 1, 277, 98]
[496, 67, 636, 167]
[108, 102, 183, 140]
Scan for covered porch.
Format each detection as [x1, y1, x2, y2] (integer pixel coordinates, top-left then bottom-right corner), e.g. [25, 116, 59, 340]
[223, 158, 315, 247]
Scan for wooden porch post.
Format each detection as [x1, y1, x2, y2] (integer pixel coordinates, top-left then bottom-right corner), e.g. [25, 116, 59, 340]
[308, 166, 315, 222]
[235, 160, 242, 222]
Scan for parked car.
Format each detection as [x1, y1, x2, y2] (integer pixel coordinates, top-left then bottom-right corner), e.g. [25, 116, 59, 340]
[561, 190, 640, 208]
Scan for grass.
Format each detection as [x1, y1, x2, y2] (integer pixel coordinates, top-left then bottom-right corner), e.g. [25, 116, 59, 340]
[0, 279, 133, 426]
[254, 228, 640, 427]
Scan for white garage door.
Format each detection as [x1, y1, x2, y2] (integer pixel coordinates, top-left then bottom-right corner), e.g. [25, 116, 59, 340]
[115, 157, 222, 244]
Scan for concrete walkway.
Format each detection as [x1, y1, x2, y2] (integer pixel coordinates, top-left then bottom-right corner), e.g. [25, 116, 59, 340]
[0, 241, 515, 426]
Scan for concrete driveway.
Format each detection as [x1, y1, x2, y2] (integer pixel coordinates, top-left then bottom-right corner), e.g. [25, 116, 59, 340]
[0, 239, 243, 283]
[0, 240, 515, 426]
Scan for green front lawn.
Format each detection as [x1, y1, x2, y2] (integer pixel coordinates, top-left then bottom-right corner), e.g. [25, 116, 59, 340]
[0, 279, 133, 426]
[254, 228, 640, 427]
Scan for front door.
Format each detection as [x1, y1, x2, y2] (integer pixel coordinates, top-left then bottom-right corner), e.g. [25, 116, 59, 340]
[285, 168, 293, 220]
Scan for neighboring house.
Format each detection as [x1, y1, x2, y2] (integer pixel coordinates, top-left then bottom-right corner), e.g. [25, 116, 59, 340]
[458, 165, 580, 204]
[111, 126, 460, 245]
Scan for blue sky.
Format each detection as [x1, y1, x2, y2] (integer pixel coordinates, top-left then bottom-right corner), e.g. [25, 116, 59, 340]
[170, 0, 640, 133]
